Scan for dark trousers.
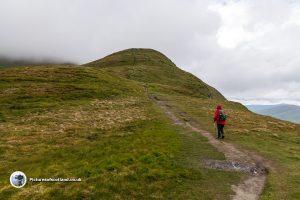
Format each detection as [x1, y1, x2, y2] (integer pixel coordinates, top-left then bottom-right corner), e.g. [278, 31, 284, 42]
[217, 124, 225, 138]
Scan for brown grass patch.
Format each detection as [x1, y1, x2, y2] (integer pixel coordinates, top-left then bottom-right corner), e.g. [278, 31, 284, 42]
[0, 97, 150, 157]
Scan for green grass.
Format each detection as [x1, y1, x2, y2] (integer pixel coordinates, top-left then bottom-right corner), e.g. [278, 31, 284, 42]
[230, 132, 300, 200]
[1, 119, 180, 199]
[2, 48, 299, 199]
[0, 100, 239, 199]
[173, 130, 240, 200]
[85, 48, 177, 68]
[0, 66, 142, 118]
[85, 48, 225, 100]
[86, 48, 300, 199]
[153, 93, 300, 200]
[0, 63, 240, 199]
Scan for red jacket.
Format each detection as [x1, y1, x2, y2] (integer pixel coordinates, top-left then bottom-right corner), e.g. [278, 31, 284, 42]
[214, 105, 226, 125]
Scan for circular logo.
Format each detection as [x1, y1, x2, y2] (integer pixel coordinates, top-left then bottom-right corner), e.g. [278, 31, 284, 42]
[10, 171, 27, 188]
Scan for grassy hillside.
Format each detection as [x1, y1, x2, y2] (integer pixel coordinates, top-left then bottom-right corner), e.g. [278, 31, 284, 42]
[85, 48, 225, 100]
[154, 95, 300, 199]
[87, 48, 300, 199]
[0, 64, 239, 199]
[246, 104, 300, 124]
[1, 48, 300, 199]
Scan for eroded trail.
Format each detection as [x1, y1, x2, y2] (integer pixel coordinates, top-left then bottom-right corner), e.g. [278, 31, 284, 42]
[152, 96, 268, 200]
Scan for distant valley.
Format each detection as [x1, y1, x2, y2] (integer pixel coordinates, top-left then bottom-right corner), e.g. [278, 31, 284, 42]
[246, 104, 300, 124]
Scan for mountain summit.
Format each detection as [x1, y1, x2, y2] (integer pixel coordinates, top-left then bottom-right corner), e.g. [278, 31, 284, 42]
[86, 48, 226, 100]
[86, 48, 176, 68]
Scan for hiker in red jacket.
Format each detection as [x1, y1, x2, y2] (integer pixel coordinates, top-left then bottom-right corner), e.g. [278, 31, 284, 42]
[214, 105, 226, 139]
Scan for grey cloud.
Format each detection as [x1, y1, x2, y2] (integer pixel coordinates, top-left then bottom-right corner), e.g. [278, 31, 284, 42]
[0, 0, 219, 64]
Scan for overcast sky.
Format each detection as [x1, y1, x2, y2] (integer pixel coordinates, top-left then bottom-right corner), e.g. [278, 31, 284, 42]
[1, 0, 300, 105]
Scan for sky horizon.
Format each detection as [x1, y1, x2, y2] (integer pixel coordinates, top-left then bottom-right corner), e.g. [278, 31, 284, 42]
[1, 0, 300, 106]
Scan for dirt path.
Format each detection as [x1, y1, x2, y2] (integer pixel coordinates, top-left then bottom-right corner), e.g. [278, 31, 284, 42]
[152, 96, 268, 200]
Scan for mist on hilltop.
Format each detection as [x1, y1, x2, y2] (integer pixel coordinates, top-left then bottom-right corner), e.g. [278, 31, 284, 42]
[0, 55, 76, 67]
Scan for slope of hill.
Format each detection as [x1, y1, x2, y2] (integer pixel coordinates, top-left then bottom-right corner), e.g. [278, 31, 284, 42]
[85, 48, 225, 100]
[0, 64, 238, 199]
[86, 48, 300, 199]
[0, 49, 299, 199]
[246, 104, 300, 124]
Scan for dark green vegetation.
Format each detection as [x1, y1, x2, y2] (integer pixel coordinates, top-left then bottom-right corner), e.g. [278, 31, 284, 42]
[0, 48, 299, 199]
[247, 104, 300, 124]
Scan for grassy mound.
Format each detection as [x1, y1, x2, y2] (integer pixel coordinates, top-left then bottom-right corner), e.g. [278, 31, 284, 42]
[86, 48, 176, 68]
[86, 48, 225, 100]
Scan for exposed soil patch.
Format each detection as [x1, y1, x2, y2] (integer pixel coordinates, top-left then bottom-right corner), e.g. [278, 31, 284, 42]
[151, 95, 268, 200]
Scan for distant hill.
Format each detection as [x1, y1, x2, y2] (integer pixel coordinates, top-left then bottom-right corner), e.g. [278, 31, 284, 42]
[246, 104, 300, 124]
[0, 55, 75, 67]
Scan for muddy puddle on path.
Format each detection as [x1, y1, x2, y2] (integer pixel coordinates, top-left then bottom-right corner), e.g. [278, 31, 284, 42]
[152, 97, 268, 200]
[202, 160, 267, 176]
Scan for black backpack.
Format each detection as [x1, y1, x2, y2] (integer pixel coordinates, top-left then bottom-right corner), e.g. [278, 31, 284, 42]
[219, 110, 226, 121]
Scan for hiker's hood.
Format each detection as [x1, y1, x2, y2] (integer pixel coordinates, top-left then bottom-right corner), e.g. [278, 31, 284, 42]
[216, 105, 222, 110]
